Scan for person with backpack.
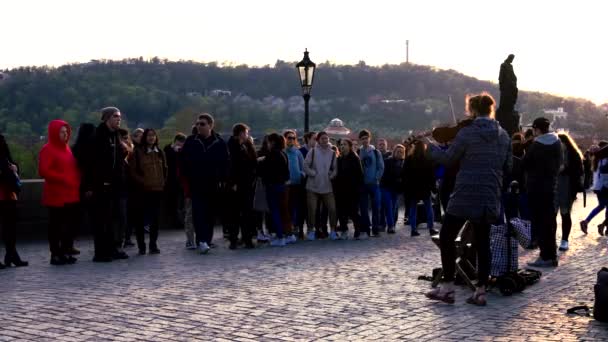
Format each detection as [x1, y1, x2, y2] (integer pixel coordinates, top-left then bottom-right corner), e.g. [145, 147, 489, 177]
[0, 134, 28, 269]
[303, 131, 339, 240]
[358, 130, 384, 237]
[556, 132, 584, 251]
[581, 141, 608, 236]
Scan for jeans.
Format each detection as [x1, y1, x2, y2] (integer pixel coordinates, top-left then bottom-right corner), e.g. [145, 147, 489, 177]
[585, 190, 608, 224]
[48, 203, 79, 256]
[529, 191, 558, 260]
[136, 191, 161, 249]
[440, 214, 491, 287]
[380, 188, 399, 229]
[409, 197, 434, 231]
[266, 184, 288, 239]
[288, 184, 304, 231]
[191, 189, 218, 245]
[360, 184, 381, 233]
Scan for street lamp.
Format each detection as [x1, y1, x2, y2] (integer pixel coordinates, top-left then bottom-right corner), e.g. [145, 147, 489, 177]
[296, 49, 316, 133]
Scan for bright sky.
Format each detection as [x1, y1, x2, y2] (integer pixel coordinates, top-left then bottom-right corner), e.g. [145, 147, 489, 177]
[2, 0, 607, 104]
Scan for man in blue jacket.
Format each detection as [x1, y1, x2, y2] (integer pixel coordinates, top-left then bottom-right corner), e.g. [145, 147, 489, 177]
[181, 113, 229, 254]
[358, 130, 385, 237]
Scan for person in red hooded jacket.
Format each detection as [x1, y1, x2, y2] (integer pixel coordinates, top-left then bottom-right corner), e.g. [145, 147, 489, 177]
[39, 120, 81, 266]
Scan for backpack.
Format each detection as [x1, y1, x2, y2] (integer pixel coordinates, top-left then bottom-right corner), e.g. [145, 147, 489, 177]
[567, 268, 608, 322]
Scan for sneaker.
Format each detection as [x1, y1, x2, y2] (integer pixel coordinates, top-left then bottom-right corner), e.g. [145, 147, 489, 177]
[580, 220, 588, 235]
[329, 231, 339, 241]
[527, 256, 558, 268]
[307, 231, 316, 241]
[185, 241, 197, 250]
[387, 228, 396, 234]
[411, 230, 420, 237]
[358, 232, 369, 240]
[340, 231, 349, 240]
[149, 247, 161, 254]
[285, 235, 297, 244]
[429, 229, 439, 236]
[270, 238, 286, 247]
[257, 232, 270, 242]
[112, 251, 129, 260]
[558, 240, 569, 251]
[199, 242, 211, 254]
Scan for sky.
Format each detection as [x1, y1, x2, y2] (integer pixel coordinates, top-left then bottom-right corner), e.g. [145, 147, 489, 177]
[2, 0, 607, 104]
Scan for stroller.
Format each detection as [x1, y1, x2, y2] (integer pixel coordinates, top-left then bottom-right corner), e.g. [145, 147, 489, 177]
[490, 181, 541, 296]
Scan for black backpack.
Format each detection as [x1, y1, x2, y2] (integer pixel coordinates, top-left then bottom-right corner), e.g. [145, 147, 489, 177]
[567, 268, 608, 322]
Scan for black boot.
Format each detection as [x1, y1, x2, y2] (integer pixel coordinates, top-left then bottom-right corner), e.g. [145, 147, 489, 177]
[5, 251, 28, 267]
[0, 261, 5, 269]
[149, 243, 160, 254]
[50, 254, 67, 266]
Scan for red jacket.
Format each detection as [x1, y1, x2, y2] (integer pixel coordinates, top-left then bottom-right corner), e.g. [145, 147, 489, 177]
[39, 120, 81, 207]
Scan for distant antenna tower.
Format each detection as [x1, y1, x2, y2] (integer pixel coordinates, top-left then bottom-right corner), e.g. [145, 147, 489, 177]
[406, 40, 409, 64]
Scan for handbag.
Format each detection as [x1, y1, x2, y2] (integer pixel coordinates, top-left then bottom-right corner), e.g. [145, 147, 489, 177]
[253, 177, 269, 212]
[509, 217, 532, 248]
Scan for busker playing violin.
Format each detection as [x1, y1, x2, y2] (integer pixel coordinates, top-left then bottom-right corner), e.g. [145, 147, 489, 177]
[417, 92, 512, 306]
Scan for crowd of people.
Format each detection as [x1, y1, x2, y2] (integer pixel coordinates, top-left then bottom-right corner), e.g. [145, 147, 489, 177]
[0, 92, 607, 306]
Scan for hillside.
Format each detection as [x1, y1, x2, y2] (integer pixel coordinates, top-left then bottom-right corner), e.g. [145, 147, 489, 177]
[1, 58, 606, 177]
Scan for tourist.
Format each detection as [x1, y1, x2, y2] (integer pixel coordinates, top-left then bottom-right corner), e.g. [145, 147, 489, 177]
[403, 140, 436, 236]
[0, 134, 28, 268]
[117, 129, 135, 248]
[358, 130, 384, 237]
[284, 130, 306, 241]
[226, 124, 257, 249]
[524, 117, 563, 267]
[335, 138, 364, 239]
[556, 132, 584, 251]
[163, 133, 187, 230]
[380, 144, 406, 234]
[423, 93, 511, 306]
[91, 107, 129, 262]
[259, 133, 291, 246]
[129, 129, 167, 255]
[581, 141, 608, 236]
[377, 138, 392, 160]
[181, 113, 229, 254]
[39, 120, 81, 265]
[131, 128, 144, 148]
[72, 123, 97, 252]
[304, 132, 339, 240]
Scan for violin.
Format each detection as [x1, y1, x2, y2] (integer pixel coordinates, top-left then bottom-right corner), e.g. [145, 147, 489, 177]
[405, 117, 475, 146]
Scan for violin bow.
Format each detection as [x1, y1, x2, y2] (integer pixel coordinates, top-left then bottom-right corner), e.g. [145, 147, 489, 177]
[448, 95, 457, 125]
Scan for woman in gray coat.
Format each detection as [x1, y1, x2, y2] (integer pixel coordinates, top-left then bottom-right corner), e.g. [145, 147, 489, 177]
[422, 93, 512, 306]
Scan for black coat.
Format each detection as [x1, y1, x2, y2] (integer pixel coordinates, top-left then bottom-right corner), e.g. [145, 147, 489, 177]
[523, 134, 563, 195]
[227, 136, 257, 188]
[335, 152, 363, 195]
[260, 149, 289, 185]
[380, 157, 405, 192]
[163, 144, 180, 192]
[181, 132, 229, 193]
[402, 156, 435, 201]
[92, 123, 128, 192]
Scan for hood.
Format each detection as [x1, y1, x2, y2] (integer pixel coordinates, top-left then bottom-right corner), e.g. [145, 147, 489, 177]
[472, 117, 501, 142]
[48, 120, 71, 148]
[535, 132, 560, 145]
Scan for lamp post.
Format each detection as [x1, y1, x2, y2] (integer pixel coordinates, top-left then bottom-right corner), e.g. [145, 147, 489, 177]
[296, 49, 316, 133]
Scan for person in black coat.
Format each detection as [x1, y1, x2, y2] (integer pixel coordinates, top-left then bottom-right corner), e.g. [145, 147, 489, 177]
[380, 144, 406, 234]
[335, 139, 365, 239]
[163, 133, 187, 230]
[71, 123, 97, 254]
[402, 140, 436, 236]
[180, 113, 229, 254]
[226, 124, 258, 249]
[91, 107, 130, 262]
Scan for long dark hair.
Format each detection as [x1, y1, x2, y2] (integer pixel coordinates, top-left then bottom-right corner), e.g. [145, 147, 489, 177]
[72, 123, 96, 160]
[142, 128, 159, 149]
[267, 133, 286, 151]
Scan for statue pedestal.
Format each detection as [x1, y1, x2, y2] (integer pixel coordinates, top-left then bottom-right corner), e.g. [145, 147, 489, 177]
[496, 108, 520, 137]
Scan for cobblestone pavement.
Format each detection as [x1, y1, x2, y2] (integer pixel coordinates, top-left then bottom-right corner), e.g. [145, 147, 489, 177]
[1, 197, 607, 341]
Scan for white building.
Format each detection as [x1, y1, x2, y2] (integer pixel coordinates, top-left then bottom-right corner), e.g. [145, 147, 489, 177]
[543, 107, 568, 121]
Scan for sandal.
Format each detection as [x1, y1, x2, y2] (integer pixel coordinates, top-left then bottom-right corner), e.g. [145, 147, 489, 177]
[425, 288, 455, 304]
[466, 292, 487, 306]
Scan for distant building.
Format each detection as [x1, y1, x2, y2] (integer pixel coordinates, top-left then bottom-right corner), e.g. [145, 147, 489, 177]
[210, 89, 232, 97]
[543, 107, 568, 121]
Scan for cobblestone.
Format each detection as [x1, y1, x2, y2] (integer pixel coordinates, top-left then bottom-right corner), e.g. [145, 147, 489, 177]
[1, 197, 607, 341]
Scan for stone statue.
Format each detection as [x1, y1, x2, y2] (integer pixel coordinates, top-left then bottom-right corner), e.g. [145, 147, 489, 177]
[496, 54, 520, 136]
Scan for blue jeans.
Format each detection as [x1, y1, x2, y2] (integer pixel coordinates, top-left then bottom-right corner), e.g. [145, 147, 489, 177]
[409, 197, 434, 231]
[585, 190, 608, 224]
[380, 188, 399, 229]
[266, 184, 287, 239]
[360, 184, 381, 232]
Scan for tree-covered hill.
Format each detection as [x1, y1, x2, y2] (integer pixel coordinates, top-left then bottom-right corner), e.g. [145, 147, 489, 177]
[1, 58, 606, 177]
